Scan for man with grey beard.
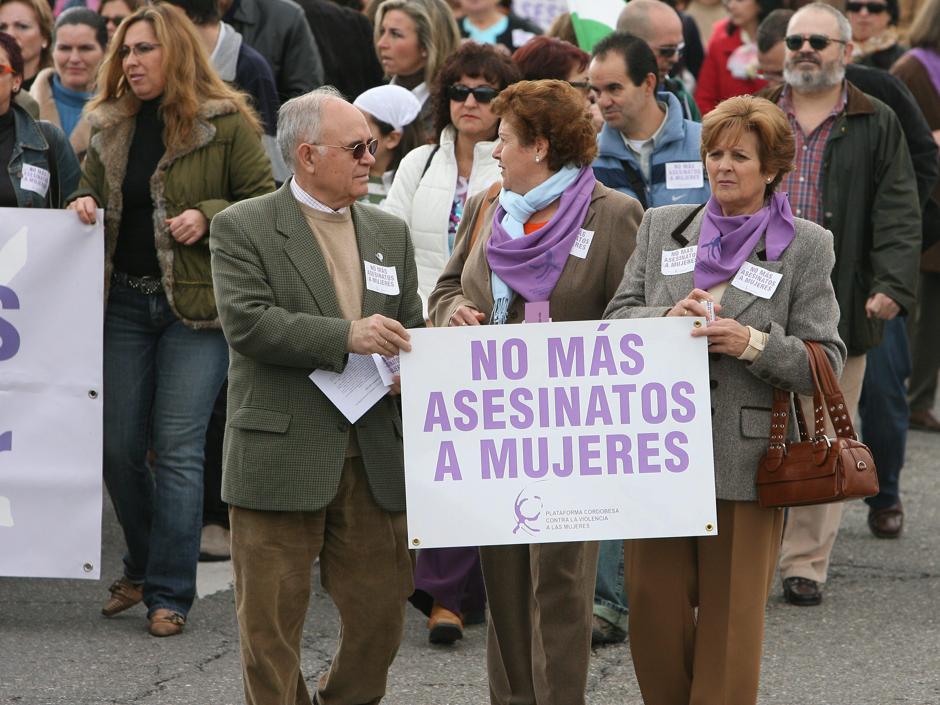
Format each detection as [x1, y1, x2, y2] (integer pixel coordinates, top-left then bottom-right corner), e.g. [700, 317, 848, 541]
[763, 2, 921, 608]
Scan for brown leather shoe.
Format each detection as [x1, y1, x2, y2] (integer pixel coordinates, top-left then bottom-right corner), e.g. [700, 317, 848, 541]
[782, 577, 822, 606]
[909, 409, 940, 432]
[428, 603, 463, 645]
[148, 608, 186, 637]
[868, 502, 903, 538]
[101, 577, 143, 617]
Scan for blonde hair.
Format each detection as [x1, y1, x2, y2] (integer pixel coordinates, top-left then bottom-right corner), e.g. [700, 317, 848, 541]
[89, 3, 261, 148]
[374, 0, 460, 88]
[0, 0, 53, 71]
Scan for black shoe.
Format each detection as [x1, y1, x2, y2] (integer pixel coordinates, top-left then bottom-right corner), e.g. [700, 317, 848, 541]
[782, 576, 822, 606]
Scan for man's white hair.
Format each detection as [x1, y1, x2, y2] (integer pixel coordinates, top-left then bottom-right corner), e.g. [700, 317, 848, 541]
[276, 86, 345, 171]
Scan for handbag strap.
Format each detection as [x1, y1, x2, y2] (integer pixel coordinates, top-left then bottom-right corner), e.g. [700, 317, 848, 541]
[806, 342, 857, 439]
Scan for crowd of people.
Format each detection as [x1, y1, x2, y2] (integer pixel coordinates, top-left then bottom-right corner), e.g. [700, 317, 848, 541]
[4, 0, 938, 702]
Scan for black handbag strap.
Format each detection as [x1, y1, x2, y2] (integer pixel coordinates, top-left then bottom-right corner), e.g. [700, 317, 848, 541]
[617, 159, 648, 210]
[420, 144, 441, 179]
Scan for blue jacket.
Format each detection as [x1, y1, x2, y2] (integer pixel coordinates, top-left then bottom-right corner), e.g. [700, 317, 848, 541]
[592, 92, 709, 209]
[7, 102, 80, 209]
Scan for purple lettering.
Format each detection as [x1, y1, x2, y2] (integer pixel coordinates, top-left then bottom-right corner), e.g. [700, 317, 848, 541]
[552, 436, 574, 477]
[423, 392, 451, 432]
[585, 385, 613, 426]
[538, 387, 551, 428]
[637, 433, 661, 473]
[605, 434, 633, 474]
[553, 386, 581, 427]
[434, 441, 462, 481]
[670, 382, 696, 422]
[470, 339, 498, 381]
[503, 338, 528, 380]
[481, 438, 518, 479]
[0, 285, 21, 362]
[453, 390, 478, 431]
[618, 334, 645, 374]
[641, 383, 667, 423]
[589, 335, 617, 376]
[508, 388, 535, 430]
[0, 431, 11, 453]
[664, 431, 689, 472]
[482, 389, 506, 430]
[610, 384, 636, 424]
[522, 436, 549, 478]
[578, 434, 602, 475]
[547, 336, 584, 378]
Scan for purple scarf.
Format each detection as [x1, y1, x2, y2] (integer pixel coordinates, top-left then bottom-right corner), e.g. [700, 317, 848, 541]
[909, 48, 940, 101]
[694, 192, 795, 291]
[486, 166, 596, 303]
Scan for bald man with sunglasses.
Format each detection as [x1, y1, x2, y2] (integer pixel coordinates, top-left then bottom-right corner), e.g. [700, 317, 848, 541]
[761, 2, 921, 608]
[209, 87, 424, 705]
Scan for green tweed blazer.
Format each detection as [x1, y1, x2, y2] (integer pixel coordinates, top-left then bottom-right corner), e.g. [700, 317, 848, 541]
[209, 181, 424, 513]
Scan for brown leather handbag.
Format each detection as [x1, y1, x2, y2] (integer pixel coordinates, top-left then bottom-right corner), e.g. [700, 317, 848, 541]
[756, 342, 879, 508]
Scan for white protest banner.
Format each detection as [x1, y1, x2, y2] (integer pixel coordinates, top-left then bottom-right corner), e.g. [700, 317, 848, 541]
[0, 208, 104, 579]
[400, 318, 717, 548]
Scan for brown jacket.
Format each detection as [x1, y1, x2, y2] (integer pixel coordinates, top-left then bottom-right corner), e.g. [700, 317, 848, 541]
[430, 181, 643, 327]
[28, 67, 91, 161]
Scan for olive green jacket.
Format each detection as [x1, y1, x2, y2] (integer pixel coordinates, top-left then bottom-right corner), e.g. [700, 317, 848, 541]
[210, 182, 425, 512]
[70, 94, 275, 329]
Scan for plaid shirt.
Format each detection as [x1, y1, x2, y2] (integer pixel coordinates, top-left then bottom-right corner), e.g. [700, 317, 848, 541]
[777, 84, 847, 225]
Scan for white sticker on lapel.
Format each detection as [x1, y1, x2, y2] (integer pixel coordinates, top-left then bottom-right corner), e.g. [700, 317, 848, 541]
[661, 245, 697, 275]
[21, 164, 50, 197]
[569, 229, 594, 259]
[364, 261, 399, 295]
[665, 162, 704, 190]
[376, 252, 383, 262]
[732, 261, 782, 299]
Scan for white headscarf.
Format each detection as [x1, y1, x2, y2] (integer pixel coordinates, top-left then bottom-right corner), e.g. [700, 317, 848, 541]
[353, 85, 423, 131]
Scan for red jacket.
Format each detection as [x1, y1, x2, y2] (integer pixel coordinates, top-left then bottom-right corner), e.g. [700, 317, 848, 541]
[694, 18, 767, 115]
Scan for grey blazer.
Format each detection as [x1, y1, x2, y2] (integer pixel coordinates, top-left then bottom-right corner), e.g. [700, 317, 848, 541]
[604, 205, 847, 501]
[209, 181, 424, 513]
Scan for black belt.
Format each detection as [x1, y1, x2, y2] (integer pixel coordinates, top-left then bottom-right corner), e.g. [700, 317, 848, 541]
[112, 270, 163, 295]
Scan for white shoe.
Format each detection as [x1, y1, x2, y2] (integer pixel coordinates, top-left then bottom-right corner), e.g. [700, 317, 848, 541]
[199, 524, 231, 562]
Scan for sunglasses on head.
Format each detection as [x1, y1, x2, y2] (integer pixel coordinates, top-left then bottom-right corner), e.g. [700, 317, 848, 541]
[784, 34, 847, 51]
[317, 138, 379, 160]
[447, 84, 500, 103]
[845, 1, 888, 12]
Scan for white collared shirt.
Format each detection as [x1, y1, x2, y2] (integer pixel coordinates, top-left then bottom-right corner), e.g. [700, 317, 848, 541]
[290, 177, 349, 215]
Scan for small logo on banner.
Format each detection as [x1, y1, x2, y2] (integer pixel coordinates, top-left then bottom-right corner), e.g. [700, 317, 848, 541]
[513, 481, 546, 536]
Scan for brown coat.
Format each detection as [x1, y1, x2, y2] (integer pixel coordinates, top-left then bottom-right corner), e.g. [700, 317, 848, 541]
[430, 181, 643, 327]
[28, 68, 91, 162]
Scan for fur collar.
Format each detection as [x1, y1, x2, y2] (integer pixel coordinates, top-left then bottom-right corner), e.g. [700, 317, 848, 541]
[87, 93, 239, 131]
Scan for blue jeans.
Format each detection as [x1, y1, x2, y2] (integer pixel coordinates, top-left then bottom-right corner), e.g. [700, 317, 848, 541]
[859, 316, 910, 510]
[103, 282, 228, 617]
[593, 539, 628, 630]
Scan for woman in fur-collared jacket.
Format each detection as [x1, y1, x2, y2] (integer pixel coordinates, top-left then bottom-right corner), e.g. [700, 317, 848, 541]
[67, 3, 273, 638]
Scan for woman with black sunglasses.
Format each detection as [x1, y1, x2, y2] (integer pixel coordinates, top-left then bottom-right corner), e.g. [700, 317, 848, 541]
[384, 41, 520, 646]
[846, 0, 904, 70]
[66, 3, 273, 638]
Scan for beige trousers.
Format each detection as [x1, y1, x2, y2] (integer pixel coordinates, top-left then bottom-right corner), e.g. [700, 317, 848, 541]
[480, 540, 600, 705]
[627, 500, 785, 705]
[230, 457, 413, 705]
[777, 354, 867, 584]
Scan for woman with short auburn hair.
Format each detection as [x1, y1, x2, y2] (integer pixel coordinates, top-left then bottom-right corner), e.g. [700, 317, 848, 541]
[604, 94, 845, 705]
[430, 79, 643, 704]
[67, 2, 274, 638]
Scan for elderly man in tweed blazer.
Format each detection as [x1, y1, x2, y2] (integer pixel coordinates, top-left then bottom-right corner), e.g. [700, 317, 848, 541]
[209, 87, 424, 705]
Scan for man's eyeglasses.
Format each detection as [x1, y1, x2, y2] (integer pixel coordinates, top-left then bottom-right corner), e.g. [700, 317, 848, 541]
[784, 34, 847, 51]
[103, 14, 126, 27]
[316, 139, 379, 160]
[0, 64, 16, 76]
[118, 42, 162, 59]
[447, 84, 500, 103]
[845, 1, 888, 12]
[652, 42, 685, 59]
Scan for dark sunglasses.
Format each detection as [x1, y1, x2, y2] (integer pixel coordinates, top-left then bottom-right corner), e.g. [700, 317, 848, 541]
[317, 139, 379, 160]
[117, 42, 161, 59]
[103, 14, 126, 26]
[653, 42, 685, 58]
[845, 1, 888, 12]
[447, 84, 500, 103]
[784, 34, 848, 51]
